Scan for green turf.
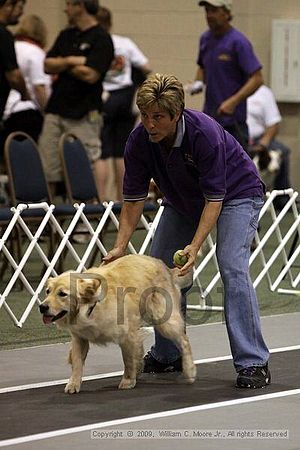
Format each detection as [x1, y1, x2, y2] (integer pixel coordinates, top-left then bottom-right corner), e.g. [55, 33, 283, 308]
[0, 213, 299, 350]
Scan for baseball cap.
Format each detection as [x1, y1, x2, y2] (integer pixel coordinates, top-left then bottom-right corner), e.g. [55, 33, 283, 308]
[198, 0, 232, 11]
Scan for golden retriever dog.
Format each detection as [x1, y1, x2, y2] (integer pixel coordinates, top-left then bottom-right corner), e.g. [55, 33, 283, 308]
[39, 254, 196, 393]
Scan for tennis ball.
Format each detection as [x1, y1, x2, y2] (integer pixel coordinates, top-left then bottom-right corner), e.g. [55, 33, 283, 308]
[173, 250, 188, 267]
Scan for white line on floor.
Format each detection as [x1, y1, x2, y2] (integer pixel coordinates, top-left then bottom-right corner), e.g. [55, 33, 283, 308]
[1, 344, 299, 394]
[0, 388, 299, 448]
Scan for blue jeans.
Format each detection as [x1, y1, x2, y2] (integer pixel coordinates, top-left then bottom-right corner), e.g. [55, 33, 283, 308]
[149, 199, 270, 371]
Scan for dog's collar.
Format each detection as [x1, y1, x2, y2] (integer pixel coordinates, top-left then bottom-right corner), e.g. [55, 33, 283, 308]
[87, 302, 97, 318]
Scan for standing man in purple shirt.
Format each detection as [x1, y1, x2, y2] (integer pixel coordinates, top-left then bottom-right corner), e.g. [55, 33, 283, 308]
[104, 73, 270, 389]
[187, 0, 263, 150]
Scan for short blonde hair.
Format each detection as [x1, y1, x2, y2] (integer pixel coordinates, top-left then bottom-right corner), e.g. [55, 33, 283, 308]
[16, 14, 47, 48]
[136, 73, 185, 118]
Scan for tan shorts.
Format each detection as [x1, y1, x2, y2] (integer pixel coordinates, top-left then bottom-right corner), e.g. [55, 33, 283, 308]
[38, 112, 103, 182]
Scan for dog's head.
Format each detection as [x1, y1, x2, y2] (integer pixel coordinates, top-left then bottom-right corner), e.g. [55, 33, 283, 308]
[39, 271, 103, 325]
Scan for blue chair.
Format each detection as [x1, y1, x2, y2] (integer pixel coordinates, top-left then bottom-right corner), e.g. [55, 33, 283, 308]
[0, 206, 20, 285]
[59, 132, 105, 214]
[5, 132, 51, 205]
[4, 131, 75, 216]
[59, 132, 158, 212]
[59, 132, 158, 228]
[59, 133, 109, 263]
[4, 132, 76, 273]
[60, 132, 159, 247]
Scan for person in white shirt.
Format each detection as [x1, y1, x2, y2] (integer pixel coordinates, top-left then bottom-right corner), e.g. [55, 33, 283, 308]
[96, 6, 151, 201]
[2, 14, 51, 143]
[247, 85, 291, 209]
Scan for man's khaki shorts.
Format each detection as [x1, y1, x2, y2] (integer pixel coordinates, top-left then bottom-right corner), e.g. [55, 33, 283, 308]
[38, 112, 103, 182]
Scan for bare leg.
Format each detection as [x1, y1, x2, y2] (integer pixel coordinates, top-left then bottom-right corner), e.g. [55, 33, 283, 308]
[49, 182, 57, 198]
[114, 157, 125, 202]
[93, 158, 109, 202]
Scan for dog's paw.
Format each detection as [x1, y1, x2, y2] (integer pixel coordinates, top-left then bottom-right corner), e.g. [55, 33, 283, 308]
[185, 376, 196, 384]
[118, 377, 136, 390]
[183, 364, 197, 384]
[64, 380, 81, 394]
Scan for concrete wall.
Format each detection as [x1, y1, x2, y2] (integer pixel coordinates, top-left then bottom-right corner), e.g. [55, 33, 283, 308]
[24, 0, 300, 191]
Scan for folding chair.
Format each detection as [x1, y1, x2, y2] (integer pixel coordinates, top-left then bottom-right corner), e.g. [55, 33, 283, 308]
[5, 132, 52, 206]
[59, 132, 158, 208]
[4, 131, 76, 274]
[59, 133, 104, 207]
[59, 132, 108, 263]
[4, 130, 77, 212]
[58, 132, 108, 224]
[0, 207, 20, 286]
[59, 132, 158, 247]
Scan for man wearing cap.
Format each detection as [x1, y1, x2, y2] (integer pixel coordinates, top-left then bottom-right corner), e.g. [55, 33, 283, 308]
[187, 0, 263, 150]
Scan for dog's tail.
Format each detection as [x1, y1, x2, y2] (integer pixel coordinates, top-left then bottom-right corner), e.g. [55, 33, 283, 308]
[171, 268, 193, 290]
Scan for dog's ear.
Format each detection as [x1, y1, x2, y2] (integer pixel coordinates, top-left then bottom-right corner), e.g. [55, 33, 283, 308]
[45, 277, 56, 294]
[69, 293, 80, 323]
[45, 277, 55, 288]
[77, 278, 101, 302]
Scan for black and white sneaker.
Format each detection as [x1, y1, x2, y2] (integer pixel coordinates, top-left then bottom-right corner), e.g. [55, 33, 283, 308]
[142, 352, 182, 373]
[236, 364, 271, 389]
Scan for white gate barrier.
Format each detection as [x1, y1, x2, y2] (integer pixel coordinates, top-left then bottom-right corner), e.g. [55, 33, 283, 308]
[0, 201, 164, 327]
[0, 189, 299, 328]
[189, 189, 300, 312]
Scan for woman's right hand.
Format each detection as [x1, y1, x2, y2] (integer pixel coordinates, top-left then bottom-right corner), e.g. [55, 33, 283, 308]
[101, 247, 125, 265]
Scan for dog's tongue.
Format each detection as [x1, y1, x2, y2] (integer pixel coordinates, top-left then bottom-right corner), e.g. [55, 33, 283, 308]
[43, 315, 53, 325]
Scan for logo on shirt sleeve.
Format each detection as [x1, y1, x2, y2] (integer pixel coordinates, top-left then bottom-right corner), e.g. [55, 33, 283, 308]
[218, 53, 232, 61]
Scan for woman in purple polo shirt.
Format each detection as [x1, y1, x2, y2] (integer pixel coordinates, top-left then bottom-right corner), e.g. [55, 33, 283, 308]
[104, 73, 270, 389]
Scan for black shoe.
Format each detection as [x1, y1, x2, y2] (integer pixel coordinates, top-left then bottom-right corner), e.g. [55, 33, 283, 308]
[142, 352, 182, 373]
[236, 364, 271, 389]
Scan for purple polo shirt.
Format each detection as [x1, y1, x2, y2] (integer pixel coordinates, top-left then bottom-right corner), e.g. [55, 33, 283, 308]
[197, 27, 262, 127]
[123, 109, 264, 222]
